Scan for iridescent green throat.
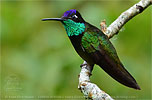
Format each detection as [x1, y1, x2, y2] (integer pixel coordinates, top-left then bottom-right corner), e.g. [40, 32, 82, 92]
[63, 19, 85, 37]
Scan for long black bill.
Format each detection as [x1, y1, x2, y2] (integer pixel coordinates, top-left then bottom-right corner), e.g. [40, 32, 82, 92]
[41, 18, 66, 21]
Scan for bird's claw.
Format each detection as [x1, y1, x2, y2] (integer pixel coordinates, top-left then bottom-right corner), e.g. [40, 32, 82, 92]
[80, 63, 88, 68]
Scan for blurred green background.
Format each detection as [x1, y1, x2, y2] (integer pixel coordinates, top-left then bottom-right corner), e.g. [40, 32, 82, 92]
[1, 0, 151, 100]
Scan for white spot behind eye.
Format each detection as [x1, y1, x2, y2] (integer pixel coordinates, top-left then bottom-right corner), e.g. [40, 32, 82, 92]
[73, 15, 78, 18]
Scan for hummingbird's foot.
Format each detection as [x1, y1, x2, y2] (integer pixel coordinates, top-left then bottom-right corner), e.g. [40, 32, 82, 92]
[80, 63, 88, 68]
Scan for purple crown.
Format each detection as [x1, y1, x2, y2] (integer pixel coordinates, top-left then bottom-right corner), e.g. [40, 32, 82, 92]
[63, 9, 76, 17]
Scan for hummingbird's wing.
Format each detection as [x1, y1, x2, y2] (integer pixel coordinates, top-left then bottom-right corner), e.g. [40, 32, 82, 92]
[81, 23, 140, 90]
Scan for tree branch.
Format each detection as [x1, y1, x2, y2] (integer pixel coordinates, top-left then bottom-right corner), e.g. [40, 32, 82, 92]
[78, 0, 151, 99]
[78, 61, 113, 100]
[102, 0, 152, 39]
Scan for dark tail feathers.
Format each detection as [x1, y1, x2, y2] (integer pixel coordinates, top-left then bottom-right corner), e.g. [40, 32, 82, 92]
[98, 62, 140, 90]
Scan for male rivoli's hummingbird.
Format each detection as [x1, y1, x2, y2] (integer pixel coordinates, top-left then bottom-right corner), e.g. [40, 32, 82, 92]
[42, 9, 140, 90]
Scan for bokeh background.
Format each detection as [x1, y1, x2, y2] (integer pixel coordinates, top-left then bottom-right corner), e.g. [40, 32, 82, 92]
[1, 0, 151, 99]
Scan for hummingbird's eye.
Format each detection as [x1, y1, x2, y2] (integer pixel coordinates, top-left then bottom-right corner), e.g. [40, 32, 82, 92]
[72, 15, 78, 19]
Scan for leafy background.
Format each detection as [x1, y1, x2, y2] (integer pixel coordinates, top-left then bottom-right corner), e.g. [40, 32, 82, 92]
[1, 0, 151, 99]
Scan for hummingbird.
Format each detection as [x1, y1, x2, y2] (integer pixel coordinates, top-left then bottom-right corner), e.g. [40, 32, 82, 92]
[42, 9, 140, 90]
